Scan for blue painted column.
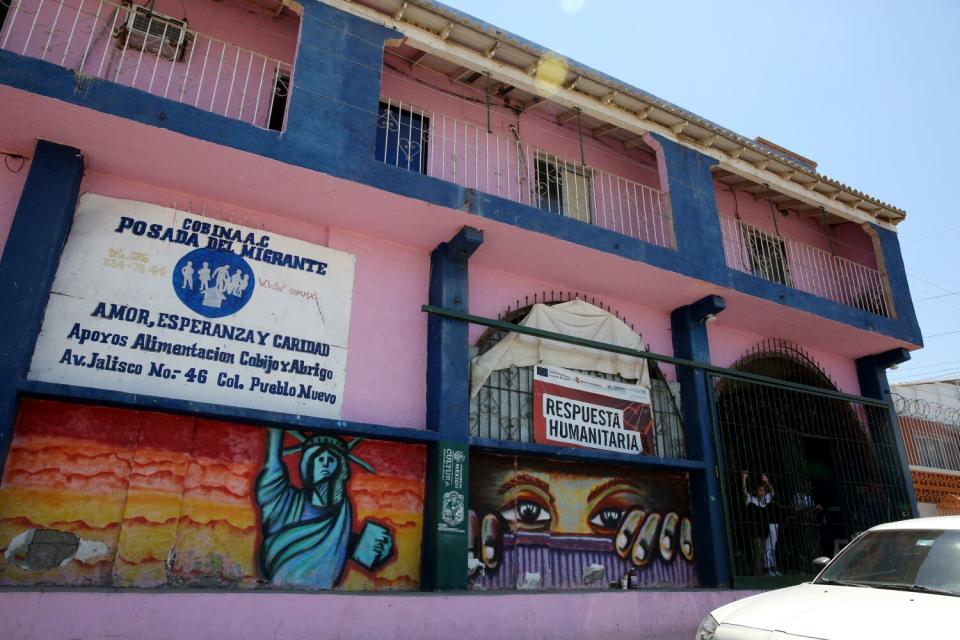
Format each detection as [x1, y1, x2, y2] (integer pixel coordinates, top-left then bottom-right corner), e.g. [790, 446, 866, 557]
[671, 295, 730, 587]
[868, 223, 923, 344]
[648, 133, 726, 281]
[286, 1, 401, 176]
[855, 348, 920, 519]
[423, 226, 483, 590]
[0, 141, 84, 469]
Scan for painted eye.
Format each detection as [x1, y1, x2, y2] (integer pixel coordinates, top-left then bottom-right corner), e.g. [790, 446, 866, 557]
[588, 507, 624, 531]
[501, 498, 551, 528]
[516, 499, 549, 524]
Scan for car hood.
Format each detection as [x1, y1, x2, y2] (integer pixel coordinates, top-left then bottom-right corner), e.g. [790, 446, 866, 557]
[712, 583, 957, 640]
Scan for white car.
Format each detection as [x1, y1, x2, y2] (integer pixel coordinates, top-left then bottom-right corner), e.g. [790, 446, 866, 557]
[696, 516, 960, 640]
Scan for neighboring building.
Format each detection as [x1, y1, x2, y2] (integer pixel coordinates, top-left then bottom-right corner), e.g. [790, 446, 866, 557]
[892, 380, 960, 516]
[0, 0, 923, 637]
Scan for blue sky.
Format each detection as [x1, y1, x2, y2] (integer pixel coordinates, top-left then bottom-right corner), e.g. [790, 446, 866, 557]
[440, 0, 960, 383]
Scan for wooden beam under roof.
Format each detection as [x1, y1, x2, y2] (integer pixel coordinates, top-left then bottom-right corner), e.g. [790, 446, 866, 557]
[591, 122, 619, 137]
[723, 179, 759, 191]
[556, 109, 580, 125]
[453, 67, 480, 83]
[523, 96, 546, 112]
[408, 49, 429, 67]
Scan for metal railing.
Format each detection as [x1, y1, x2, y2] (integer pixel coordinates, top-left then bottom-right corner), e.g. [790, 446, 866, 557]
[720, 216, 891, 317]
[1, 0, 292, 129]
[898, 415, 960, 473]
[377, 99, 674, 249]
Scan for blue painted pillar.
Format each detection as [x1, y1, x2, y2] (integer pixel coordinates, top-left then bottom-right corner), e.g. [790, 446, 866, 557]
[648, 133, 726, 281]
[671, 295, 730, 587]
[855, 348, 919, 519]
[0, 141, 84, 469]
[868, 223, 922, 344]
[287, 2, 400, 172]
[423, 226, 483, 590]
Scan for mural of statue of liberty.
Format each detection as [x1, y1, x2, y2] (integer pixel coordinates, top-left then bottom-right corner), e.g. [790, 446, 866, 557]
[256, 428, 394, 588]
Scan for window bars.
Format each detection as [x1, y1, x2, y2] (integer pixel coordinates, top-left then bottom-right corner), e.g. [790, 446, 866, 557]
[719, 216, 891, 318]
[376, 98, 674, 249]
[1, 0, 292, 130]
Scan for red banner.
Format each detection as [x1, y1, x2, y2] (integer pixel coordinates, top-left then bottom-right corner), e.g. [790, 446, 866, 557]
[532, 365, 654, 455]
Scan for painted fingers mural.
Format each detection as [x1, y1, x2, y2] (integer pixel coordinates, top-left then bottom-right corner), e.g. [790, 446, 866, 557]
[469, 453, 696, 590]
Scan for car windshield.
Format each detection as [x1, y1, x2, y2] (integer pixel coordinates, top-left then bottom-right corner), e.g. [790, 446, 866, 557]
[816, 529, 960, 596]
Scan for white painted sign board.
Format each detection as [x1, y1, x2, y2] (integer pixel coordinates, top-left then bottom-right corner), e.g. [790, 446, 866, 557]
[28, 194, 356, 420]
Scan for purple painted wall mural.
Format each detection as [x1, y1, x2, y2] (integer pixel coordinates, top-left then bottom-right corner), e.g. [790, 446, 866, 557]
[469, 453, 697, 590]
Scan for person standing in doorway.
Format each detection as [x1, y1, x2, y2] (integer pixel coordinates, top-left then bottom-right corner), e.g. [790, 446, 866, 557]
[742, 471, 779, 576]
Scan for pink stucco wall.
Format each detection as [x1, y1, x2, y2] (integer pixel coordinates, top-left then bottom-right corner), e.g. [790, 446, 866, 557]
[0, 153, 29, 259]
[708, 322, 861, 395]
[80, 171, 428, 429]
[330, 228, 429, 429]
[0, 589, 762, 640]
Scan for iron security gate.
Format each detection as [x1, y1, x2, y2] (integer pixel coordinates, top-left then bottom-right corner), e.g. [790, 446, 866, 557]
[710, 342, 912, 587]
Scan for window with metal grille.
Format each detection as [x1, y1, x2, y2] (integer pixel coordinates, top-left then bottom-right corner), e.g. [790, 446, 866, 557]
[116, 4, 189, 62]
[915, 432, 960, 471]
[534, 154, 593, 223]
[743, 226, 791, 286]
[267, 74, 290, 132]
[375, 102, 429, 174]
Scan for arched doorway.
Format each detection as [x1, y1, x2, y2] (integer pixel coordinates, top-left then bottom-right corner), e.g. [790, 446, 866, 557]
[715, 342, 906, 581]
[468, 292, 686, 458]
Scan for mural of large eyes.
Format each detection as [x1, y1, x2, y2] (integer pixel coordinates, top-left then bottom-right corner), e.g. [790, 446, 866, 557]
[500, 496, 552, 530]
[587, 506, 624, 533]
[587, 485, 644, 536]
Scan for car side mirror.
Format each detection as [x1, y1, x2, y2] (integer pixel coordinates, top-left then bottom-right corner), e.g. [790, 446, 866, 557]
[812, 556, 830, 570]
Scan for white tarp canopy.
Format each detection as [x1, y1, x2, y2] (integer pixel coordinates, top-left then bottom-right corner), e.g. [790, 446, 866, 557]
[470, 299, 650, 397]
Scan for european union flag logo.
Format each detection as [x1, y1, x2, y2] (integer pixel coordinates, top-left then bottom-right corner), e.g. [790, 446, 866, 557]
[536, 366, 548, 377]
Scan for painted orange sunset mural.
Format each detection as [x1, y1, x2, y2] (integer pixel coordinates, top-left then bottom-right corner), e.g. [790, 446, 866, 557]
[0, 399, 426, 591]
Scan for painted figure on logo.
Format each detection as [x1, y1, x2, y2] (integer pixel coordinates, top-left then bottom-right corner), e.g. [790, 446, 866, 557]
[180, 261, 194, 289]
[255, 428, 394, 589]
[197, 262, 211, 291]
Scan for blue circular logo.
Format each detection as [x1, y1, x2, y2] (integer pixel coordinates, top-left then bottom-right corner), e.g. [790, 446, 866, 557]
[172, 248, 255, 318]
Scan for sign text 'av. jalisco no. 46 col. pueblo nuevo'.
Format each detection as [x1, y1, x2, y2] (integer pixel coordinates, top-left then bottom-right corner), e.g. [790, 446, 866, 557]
[28, 194, 357, 420]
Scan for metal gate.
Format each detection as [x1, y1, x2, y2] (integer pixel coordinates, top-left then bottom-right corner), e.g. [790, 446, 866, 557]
[710, 342, 912, 586]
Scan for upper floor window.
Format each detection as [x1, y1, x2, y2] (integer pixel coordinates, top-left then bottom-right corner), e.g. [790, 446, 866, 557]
[376, 101, 429, 174]
[743, 225, 791, 286]
[534, 153, 592, 223]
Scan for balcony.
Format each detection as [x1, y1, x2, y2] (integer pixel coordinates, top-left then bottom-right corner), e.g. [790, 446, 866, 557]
[375, 99, 673, 249]
[0, 0, 297, 130]
[720, 216, 891, 317]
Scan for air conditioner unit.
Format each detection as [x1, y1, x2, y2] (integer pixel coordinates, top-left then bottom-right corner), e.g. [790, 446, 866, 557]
[116, 3, 189, 61]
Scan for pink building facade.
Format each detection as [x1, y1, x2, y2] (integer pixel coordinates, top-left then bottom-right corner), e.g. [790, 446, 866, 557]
[0, 0, 922, 638]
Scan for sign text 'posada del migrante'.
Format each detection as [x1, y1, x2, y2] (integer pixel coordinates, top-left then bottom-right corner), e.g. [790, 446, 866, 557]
[28, 194, 356, 420]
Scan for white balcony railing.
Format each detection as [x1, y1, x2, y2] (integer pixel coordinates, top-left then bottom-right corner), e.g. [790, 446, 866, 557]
[1, 0, 292, 129]
[377, 99, 675, 249]
[720, 215, 891, 317]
